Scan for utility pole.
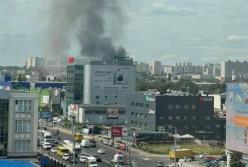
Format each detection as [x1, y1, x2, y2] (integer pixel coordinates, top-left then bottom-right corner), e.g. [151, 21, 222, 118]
[174, 127, 177, 167]
[72, 116, 76, 167]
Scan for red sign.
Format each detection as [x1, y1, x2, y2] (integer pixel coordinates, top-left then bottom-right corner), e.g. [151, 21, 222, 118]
[67, 56, 75, 64]
[111, 126, 123, 137]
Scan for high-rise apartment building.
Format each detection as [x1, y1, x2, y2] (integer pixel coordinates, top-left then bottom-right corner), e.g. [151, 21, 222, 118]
[26, 57, 45, 70]
[135, 62, 150, 73]
[150, 61, 163, 75]
[221, 60, 248, 82]
[0, 90, 38, 158]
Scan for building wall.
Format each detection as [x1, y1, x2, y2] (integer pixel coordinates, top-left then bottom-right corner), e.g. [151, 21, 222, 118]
[70, 105, 126, 126]
[221, 60, 248, 81]
[125, 93, 156, 131]
[0, 92, 9, 157]
[150, 61, 163, 75]
[66, 64, 84, 105]
[7, 91, 38, 157]
[155, 95, 225, 140]
[83, 64, 135, 105]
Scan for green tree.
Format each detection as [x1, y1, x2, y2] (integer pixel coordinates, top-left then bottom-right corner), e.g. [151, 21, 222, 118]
[230, 151, 245, 167]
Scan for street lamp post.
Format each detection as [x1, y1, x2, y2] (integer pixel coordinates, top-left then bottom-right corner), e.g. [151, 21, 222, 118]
[70, 115, 76, 167]
[174, 127, 177, 167]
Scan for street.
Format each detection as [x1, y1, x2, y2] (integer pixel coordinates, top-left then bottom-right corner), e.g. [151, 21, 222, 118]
[46, 126, 172, 167]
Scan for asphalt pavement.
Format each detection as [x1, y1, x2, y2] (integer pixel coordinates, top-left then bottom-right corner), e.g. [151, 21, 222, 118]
[48, 126, 172, 167]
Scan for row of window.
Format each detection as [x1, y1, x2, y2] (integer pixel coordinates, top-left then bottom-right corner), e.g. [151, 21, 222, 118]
[15, 120, 32, 133]
[15, 100, 32, 113]
[130, 120, 148, 128]
[14, 140, 30, 152]
[160, 116, 211, 121]
[131, 112, 148, 118]
[168, 104, 196, 110]
[131, 102, 149, 108]
[158, 124, 224, 131]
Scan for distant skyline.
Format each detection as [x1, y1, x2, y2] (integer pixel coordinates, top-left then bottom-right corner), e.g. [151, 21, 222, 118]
[1, 0, 248, 66]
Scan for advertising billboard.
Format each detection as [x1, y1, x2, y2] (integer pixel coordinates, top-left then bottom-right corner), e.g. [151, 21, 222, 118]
[106, 107, 119, 119]
[111, 126, 123, 137]
[91, 65, 135, 91]
[226, 83, 248, 153]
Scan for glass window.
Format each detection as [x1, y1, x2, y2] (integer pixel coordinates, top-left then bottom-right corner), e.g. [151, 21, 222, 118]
[192, 105, 196, 110]
[14, 140, 30, 152]
[15, 120, 31, 133]
[175, 105, 180, 110]
[168, 104, 173, 110]
[16, 100, 31, 113]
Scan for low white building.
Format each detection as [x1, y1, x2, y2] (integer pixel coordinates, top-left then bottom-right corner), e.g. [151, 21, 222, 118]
[0, 90, 38, 158]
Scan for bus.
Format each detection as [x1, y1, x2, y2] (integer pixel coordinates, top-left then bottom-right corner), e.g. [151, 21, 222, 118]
[62, 140, 81, 154]
[56, 146, 70, 156]
[74, 133, 83, 142]
[38, 130, 53, 145]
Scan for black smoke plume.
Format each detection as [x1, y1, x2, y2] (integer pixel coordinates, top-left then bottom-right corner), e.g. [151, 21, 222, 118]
[47, 0, 127, 64]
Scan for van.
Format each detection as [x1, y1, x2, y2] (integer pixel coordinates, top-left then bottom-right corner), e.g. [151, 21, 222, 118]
[81, 140, 91, 148]
[86, 157, 98, 167]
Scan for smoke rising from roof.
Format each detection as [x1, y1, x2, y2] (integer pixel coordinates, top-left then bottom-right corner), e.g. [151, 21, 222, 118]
[47, 0, 127, 64]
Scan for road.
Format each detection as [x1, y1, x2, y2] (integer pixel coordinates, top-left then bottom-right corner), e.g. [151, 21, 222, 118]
[53, 127, 172, 167]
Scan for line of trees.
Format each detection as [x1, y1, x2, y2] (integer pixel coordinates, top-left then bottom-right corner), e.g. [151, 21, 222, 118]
[136, 78, 226, 95]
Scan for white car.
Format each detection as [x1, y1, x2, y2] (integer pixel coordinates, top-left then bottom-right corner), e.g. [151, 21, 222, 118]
[97, 148, 106, 154]
[62, 153, 70, 161]
[79, 154, 88, 163]
[50, 147, 57, 153]
[179, 157, 192, 162]
[42, 142, 51, 150]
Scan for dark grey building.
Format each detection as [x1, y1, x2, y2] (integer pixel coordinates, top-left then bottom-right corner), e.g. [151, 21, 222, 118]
[155, 95, 225, 140]
[66, 64, 84, 105]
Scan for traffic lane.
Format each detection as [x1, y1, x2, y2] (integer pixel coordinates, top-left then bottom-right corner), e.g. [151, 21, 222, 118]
[56, 131, 171, 167]
[58, 131, 168, 167]
[56, 133, 111, 167]
[87, 142, 157, 167]
[40, 148, 82, 167]
[41, 148, 111, 167]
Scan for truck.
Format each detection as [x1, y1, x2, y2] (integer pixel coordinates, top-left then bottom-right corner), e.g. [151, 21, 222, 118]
[169, 149, 194, 160]
[38, 130, 53, 145]
[111, 152, 125, 165]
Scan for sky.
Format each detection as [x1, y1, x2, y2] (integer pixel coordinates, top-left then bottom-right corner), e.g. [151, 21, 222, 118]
[0, 0, 248, 66]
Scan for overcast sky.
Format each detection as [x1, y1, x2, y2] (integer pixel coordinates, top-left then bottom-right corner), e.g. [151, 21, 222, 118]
[1, 0, 248, 66]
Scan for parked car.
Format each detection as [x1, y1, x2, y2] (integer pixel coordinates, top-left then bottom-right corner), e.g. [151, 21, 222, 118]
[62, 153, 70, 161]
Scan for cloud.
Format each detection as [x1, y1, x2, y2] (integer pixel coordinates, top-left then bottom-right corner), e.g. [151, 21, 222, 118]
[147, 2, 197, 15]
[161, 54, 175, 59]
[196, 45, 248, 52]
[201, 56, 220, 62]
[226, 35, 248, 43]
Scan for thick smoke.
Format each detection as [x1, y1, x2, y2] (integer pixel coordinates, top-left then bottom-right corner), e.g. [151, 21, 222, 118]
[47, 0, 127, 64]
